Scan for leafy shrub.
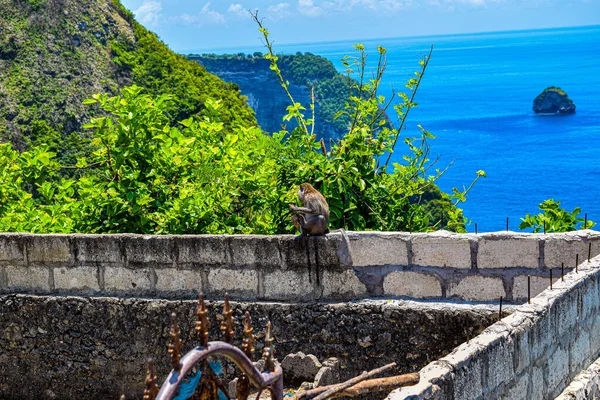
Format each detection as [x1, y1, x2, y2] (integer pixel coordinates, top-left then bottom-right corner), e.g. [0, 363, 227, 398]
[0, 19, 486, 235]
[519, 199, 595, 233]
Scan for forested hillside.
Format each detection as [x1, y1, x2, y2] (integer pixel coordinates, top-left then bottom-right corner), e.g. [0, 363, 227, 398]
[0, 0, 256, 164]
[191, 52, 363, 140]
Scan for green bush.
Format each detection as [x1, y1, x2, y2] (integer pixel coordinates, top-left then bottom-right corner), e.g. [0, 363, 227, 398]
[519, 199, 595, 233]
[0, 20, 487, 235]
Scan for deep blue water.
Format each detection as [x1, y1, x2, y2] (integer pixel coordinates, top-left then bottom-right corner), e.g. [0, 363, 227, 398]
[215, 26, 600, 232]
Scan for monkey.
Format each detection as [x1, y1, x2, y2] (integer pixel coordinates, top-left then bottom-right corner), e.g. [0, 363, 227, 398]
[289, 183, 330, 236]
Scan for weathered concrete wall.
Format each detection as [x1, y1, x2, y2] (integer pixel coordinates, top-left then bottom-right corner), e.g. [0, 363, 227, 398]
[0, 231, 598, 303]
[0, 295, 499, 400]
[387, 254, 600, 400]
[555, 356, 600, 400]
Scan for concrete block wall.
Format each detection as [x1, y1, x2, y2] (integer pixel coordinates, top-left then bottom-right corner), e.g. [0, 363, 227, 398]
[351, 230, 600, 302]
[387, 254, 600, 400]
[0, 230, 598, 302]
[555, 356, 600, 400]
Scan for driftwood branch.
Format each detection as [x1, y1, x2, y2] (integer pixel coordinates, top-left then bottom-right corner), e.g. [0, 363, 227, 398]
[320, 373, 420, 398]
[295, 362, 419, 400]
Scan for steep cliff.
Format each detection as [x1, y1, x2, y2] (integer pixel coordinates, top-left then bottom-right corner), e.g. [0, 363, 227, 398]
[0, 0, 256, 162]
[190, 53, 353, 140]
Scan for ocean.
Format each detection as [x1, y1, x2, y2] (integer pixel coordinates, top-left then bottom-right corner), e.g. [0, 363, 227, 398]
[214, 25, 600, 232]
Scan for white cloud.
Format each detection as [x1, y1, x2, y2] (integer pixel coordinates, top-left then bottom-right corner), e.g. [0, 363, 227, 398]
[201, 2, 226, 24]
[170, 2, 225, 25]
[133, 1, 162, 26]
[267, 2, 292, 19]
[228, 3, 248, 18]
[263, 0, 503, 19]
[298, 0, 324, 16]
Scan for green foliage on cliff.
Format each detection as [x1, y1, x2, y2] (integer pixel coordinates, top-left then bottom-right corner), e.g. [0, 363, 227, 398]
[0, 14, 483, 234]
[193, 51, 362, 137]
[0, 0, 256, 165]
[0, 43, 479, 234]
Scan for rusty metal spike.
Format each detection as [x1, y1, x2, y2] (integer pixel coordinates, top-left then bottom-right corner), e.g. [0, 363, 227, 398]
[220, 293, 234, 344]
[168, 313, 183, 371]
[242, 311, 256, 361]
[262, 321, 275, 372]
[143, 359, 160, 400]
[196, 293, 210, 347]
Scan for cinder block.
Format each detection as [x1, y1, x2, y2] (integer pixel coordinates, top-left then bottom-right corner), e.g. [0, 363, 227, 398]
[104, 266, 152, 293]
[447, 275, 505, 301]
[73, 235, 123, 264]
[278, 235, 341, 270]
[478, 232, 539, 269]
[544, 231, 600, 269]
[527, 305, 553, 361]
[321, 268, 367, 300]
[229, 235, 281, 267]
[553, 289, 578, 337]
[154, 268, 203, 295]
[383, 271, 442, 298]
[263, 269, 313, 301]
[441, 342, 484, 400]
[0, 234, 25, 263]
[569, 328, 591, 376]
[54, 266, 100, 291]
[207, 268, 258, 298]
[27, 235, 72, 263]
[499, 372, 529, 400]
[530, 366, 545, 400]
[511, 323, 532, 375]
[349, 232, 409, 267]
[5, 265, 51, 291]
[411, 231, 473, 269]
[581, 275, 599, 320]
[591, 315, 600, 356]
[548, 345, 569, 394]
[176, 235, 229, 265]
[123, 235, 174, 264]
[471, 331, 514, 391]
[513, 275, 559, 301]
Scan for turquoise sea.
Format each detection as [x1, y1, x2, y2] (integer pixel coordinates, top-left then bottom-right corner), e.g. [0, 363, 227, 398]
[214, 25, 600, 232]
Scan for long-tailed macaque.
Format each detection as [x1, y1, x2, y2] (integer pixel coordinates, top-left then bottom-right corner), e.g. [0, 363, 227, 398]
[289, 183, 329, 236]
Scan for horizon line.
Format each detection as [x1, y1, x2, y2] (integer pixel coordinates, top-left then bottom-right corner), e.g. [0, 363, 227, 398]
[180, 23, 600, 55]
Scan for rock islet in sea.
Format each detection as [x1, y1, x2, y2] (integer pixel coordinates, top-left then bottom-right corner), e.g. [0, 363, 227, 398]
[532, 86, 576, 115]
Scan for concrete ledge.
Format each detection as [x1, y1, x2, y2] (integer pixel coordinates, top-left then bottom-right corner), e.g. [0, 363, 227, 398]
[0, 231, 598, 303]
[556, 356, 600, 400]
[389, 254, 600, 400]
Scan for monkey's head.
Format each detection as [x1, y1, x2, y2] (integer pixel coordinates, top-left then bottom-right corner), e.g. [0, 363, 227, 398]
[298, 182, 316, 202]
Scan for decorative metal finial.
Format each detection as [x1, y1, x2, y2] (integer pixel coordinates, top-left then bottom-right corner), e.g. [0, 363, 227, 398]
[143, 359, 159, 400]
[168, 312, 183, 371]
[220, 293, 234, 344]
[196, 293, 210, 347]
[242, 311, 255, 361]
[262, 321, 275, 372]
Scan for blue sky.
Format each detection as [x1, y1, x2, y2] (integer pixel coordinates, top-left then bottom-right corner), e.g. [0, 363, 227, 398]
[120, 0, 600, 53]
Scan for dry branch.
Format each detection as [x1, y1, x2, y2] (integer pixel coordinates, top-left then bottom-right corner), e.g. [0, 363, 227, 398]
[294, 362, 419, 400]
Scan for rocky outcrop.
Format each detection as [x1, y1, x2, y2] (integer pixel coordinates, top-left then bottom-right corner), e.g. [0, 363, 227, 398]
[190, 54, 348, 141]
[533, 86, 576, 115]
